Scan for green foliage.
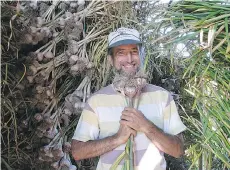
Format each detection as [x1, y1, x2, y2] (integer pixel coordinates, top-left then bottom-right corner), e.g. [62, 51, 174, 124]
[160, 0, 230, 169]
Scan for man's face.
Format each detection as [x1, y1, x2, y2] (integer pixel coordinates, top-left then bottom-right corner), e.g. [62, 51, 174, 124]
[110, 44, 141, 75]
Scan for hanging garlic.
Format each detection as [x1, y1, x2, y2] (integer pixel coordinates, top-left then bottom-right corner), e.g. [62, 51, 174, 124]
[63, 142, 71, 153]
[27, 76, 34, 83]
[59, 17, 66, 29]
[78, 0, 85, 5]
[69, 55, 79, 65]
[29, 65, 38, 75]
[69, 165, 77, 170]
[36, 85, 44, 94]
[65, 12, 73, 18]
[64, 108, 72, 116]
[41, 27, 51, 37]
[61, 114, 69, 127]
[70, 2, 78, 8]
[37, 52, 44, 61]
[34, 113, 43, 122]
[36, 31, 45, 42]
[44, 51, 54, 59]
[30, 26, 38, 34]
[24, 34, 33, 44]
[46, 89, 52, 97]
[60, 158, 71, 168]
[36, 17, 44, 28]
[44, 127, 58, 139]
[51, 161, 60, 169]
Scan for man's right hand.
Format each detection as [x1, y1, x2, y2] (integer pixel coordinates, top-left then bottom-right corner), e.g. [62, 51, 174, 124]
[115, 124, 136, 145]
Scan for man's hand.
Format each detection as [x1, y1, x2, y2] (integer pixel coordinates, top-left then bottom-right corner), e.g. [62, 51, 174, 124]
[120, 107, 149, 132]
[120, 107, 184, 158]
[115, 123, 137, 145]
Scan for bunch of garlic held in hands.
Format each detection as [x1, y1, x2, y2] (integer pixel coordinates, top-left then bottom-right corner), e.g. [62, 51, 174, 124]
[113, 70, 148, 98]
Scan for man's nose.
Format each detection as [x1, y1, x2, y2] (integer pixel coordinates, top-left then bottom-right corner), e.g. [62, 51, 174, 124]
[127, 52, 133, 63]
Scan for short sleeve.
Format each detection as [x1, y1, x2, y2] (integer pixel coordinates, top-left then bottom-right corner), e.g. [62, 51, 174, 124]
[163, 93, 186, 135]
[72, 99, 99, 142]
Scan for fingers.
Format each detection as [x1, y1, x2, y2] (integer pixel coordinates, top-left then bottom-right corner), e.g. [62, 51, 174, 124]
[124, 107, 136, 113]
[120, 121, 137, 137]
[120, 120, 135, 130]
[123, 107, 141, 116]
[120, 114, 133, 122]
[130, 128, 137, 137]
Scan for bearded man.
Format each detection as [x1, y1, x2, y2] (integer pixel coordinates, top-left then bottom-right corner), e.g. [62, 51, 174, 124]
[71, 27, 186, 170]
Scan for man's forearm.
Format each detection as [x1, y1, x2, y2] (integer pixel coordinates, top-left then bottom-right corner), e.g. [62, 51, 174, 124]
[144, 121, 184, 158]
[71, 135, 121, 161]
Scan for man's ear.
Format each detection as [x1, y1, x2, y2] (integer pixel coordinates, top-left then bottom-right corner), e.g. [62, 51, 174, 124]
[107, 55, 113, 66]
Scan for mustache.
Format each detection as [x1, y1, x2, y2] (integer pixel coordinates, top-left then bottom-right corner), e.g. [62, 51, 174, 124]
[112, 67, 139, 78]
[120, 61, 136, 65]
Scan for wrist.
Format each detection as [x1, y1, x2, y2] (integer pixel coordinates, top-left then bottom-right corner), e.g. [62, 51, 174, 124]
[112, 134, 124, 146]
[142, 119, 155, 134]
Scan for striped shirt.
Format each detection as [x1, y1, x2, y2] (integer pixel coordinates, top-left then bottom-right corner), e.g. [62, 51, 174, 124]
[72, 84, 186, 170]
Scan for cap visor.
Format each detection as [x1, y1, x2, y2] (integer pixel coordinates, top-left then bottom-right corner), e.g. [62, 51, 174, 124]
[108, 39, 142, 48]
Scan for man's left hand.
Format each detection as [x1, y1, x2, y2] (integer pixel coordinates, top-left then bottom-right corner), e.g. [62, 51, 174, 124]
[120, 107, 149, 132]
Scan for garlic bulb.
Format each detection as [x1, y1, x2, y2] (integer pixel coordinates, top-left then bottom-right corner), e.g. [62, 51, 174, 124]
[30, 26, 38, 34]
[24, 34, 33, 44]
[70, 2, 78, 8]
[60, 158, 71, 167]
[44, 51, 54, 59]
[69, 55, 79, 65]
[69, 165, 77, 170]
[44, 128, 58, 139]
[64, 108, 72, 116]
[29, 65, 38, 75]
[124, 86, 137, 98]
[61, 114, 69, 127]
[41, 27, 51, 37]
[51, 161, 60, 169]
[65, 12, 73, 18]
[34, 113, 43, 122]
[78, 0, 85, 5]
[68, 40, 79, 54]
[36, 130, 44, 138]
[27, 76, 34, 83]
[16, 83, 25, 90]
[36, 32, 45, 42]
[63, 142, 71, 153]
[74, 102, 85, 112]
[36, 17, 44, 28]
[59, 17, 66, 28]
[86, 62, 93, 69]
[36, 85, 44, 93]
[37, 52, 44, 61]
[46, 89, 52, 97]
[70, 64, 80, 72]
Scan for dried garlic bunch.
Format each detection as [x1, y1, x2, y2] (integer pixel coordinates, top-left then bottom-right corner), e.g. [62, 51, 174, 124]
[113, 69, 147, 98]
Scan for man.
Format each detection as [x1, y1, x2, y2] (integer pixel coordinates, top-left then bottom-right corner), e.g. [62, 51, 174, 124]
[71, 27, 186, 170]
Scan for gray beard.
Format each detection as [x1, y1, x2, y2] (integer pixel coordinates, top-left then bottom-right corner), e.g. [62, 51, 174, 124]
[112, 67, 148, 95]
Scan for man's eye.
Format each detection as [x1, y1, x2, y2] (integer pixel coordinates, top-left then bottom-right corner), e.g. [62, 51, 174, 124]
[132, 50, 138, 54]
[117, 51, 125, 55]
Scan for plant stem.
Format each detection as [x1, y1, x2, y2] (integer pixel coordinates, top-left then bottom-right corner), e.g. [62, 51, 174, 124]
[127, 97, 134, 170]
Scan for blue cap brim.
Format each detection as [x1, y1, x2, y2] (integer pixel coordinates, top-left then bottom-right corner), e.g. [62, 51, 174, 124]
[108, 39, 142, 49]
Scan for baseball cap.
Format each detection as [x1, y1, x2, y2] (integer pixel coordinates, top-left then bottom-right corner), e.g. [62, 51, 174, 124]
[108, 27, 142, 48]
